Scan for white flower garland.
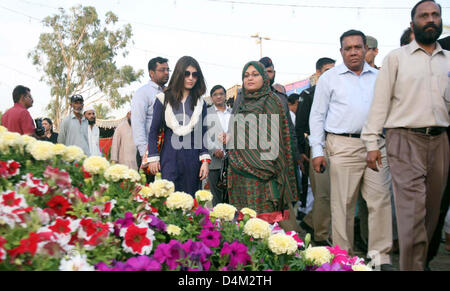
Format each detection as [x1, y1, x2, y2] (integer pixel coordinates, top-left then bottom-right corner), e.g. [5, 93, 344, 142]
[156, 93, 204, 137]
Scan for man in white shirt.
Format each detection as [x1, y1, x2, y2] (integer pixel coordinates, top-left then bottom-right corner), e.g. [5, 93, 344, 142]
[206, 85, 232, 206]
[309, 29, 393, 270]
[131, 57, 170, 183]
[83, 106, 102, 156]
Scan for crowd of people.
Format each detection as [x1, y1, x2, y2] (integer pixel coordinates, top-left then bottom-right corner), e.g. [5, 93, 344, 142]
[1, 0, 449, 271]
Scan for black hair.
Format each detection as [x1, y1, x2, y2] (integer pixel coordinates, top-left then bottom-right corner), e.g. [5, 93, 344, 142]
[316, 57, 336, 71]
[12, 85, 30, 103]
[340, 30, 367, 48]
[400, 27, 414, 46]
[226, 97, 234, 108]
[148, 57, 169, 71]
[438, 36, 450, 50]
[165, 56, 206, 111]
[210, 85, 226, 97]
[287, 93, 300, 105]
[43, 118, 54, 133]
[411, 0, 441, 20]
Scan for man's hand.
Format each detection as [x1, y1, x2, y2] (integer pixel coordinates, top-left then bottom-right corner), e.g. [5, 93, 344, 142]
[149, 161, 161, 175]
[366, 150, 382, 172]
[298, 153, 309, 174]
[312, 156, 327, 174]
[199, 162, 209, 181]
[214, 149, 225, 159]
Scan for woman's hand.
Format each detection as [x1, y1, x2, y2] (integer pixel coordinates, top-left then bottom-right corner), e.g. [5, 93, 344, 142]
[149, 161, 161, 175]
[199, 162, 209, 181]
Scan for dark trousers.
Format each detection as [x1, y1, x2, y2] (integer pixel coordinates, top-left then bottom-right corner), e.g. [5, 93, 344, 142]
[208, 169, 224, 207]
[136, 151, 155, 185]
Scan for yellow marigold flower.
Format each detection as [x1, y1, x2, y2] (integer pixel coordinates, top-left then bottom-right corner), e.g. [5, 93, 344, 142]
[166, 224, 181, 236]
[268, 233, 298, 255]
[29, 141, 56, 161]
[83, 156, 110, 174]
[195, 190, 213, 202]
[127, 169, 141, 183]
[148, 180, 175, 198]
[63, 146, 85, 162]
[243, 218, 271, 239]
[166, 192, 194, 212]
[139, 186, 152, 198]
[53, 143, 67, 156]
[241, 208, 257, 218]
[0, 131, 24, 150]
[352, 264, 372, 271]
[22, 135, 37, 151]
[210, 203, 237, 222]
[104, 164, 130, 182]
[303, 246, 332, 266]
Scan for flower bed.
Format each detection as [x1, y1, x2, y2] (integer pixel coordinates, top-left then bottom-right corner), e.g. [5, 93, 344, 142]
[0, 126, 371, 271]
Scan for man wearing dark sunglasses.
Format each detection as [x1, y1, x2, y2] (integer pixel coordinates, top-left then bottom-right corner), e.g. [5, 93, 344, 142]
[131, 57, 170, 184]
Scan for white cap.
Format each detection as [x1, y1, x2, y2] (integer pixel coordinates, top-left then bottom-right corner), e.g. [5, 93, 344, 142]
[83, 105, 95, 114]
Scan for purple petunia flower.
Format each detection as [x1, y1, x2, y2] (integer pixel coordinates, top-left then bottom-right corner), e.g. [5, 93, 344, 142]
[197, 229, 222, 248]
[202, 220, 216, 231]
[195, 205, 210, 217]
[125, 256, 162, 271]
[147, 215, 166, 232]
[153, 240, 185, 270]
[95, 261, 127, 271]
[316, 262, 346, 271]
[183, 239, 213, 271]
[220, 241, 251, 269]
[114, 212, 135, 236]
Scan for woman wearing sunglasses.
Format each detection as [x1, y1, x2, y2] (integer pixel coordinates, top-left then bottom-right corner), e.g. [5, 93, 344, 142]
[147, 56, 210, 196]
[227, 61, 299, 215]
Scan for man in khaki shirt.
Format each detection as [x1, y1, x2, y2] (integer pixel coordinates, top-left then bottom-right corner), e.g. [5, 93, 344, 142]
[362, 0, 449, 271]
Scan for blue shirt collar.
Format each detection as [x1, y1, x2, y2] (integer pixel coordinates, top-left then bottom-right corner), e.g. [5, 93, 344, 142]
[337, 62, 377, 75]
[149, 80, 164, 92]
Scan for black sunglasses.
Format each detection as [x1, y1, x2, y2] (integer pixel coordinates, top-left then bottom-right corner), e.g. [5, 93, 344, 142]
[184, 71, 199, 78]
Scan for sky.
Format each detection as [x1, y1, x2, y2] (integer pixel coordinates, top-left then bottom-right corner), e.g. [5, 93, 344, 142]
[0, 0, 449, 121]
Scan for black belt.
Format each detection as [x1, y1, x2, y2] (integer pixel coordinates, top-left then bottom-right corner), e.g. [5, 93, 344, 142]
[327, 132, 360, 138]
[403, 127, 447, 136]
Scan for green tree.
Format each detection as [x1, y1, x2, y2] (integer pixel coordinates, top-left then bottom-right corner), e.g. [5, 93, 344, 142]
[93, 103, 114, 120]
[29, 5, 143, 130]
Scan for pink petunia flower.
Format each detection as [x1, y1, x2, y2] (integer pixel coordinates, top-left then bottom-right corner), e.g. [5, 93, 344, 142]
[220, 241, 251, 269]
[197, 229, 222, 248]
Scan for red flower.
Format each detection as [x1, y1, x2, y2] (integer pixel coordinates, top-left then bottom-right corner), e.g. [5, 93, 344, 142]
[8, 232, 41, 257]
[124, 224, 151, 254]
[7, 161, 20, 176]
[46, 195, 72, 217]
[0, 161, 8, 178]
[1, 191, 23, 207]
[84, 223, 111, 247]
[0, 236, 6, 262]
[82, 166, 92, 179]
[80, 218, 98, 238]
[49, 218, 72, 234]
[79, 219, 112, 247]
[43, 166, 72, 189]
